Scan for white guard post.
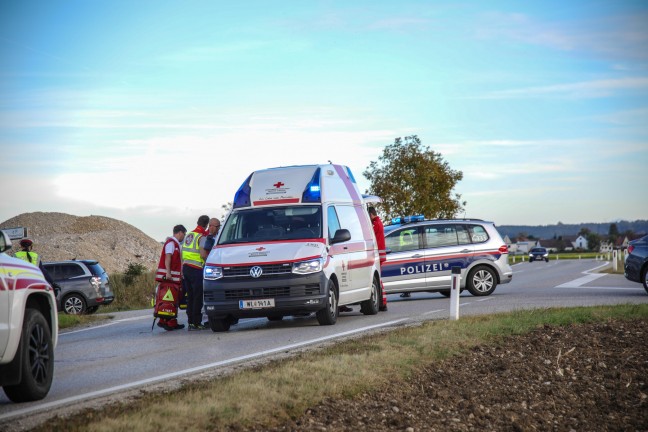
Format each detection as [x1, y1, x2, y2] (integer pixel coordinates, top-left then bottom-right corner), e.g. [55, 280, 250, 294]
[450, 266, 461, 321]
[613, 249, 618, 272]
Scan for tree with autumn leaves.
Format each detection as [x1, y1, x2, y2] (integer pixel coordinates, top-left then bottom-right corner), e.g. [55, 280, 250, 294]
[363, 135, 465, 221]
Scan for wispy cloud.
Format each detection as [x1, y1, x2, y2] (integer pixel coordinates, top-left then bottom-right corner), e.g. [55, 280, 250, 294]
[475, 11, 648, 61]
[476, 77, 648, 100]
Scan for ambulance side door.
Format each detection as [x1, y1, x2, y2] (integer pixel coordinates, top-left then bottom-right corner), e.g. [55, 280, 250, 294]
[327, 206, 351, 294]
[381, 226, 425, 294]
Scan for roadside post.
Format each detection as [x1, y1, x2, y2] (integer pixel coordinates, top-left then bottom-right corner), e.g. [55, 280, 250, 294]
[613, 250, 618, 272]
[450, 266, 461, 321]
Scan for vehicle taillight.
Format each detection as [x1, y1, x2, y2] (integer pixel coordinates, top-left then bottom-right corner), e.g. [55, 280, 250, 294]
[499, 245, 509, 253]
[628, 245, 634, 254]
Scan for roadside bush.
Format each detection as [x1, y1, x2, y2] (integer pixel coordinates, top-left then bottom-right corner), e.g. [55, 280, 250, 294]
[123, 262, 148, 285]
[107, 270, 156, 311]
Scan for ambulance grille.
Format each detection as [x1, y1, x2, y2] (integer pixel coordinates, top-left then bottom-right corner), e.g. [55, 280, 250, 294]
[222, 263, 292, 278]
[221, 284, 321, 300]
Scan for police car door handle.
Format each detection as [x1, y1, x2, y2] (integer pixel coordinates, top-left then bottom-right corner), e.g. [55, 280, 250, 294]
[411, 254, 422, 258]
[460, 249, 471, 254]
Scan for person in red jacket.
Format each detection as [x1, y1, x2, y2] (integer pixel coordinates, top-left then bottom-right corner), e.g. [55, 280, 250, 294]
[368, 207, 388, 311]
[154, 224, 187, 331]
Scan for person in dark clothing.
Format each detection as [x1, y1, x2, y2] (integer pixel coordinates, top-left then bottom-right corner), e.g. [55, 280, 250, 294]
[14, 239, 61, 297]
[182, 215, 210, 331]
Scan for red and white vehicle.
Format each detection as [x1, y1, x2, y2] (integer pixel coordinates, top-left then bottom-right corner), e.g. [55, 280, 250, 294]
[203, 164, 383, 331]
[0, 230, 58, 402]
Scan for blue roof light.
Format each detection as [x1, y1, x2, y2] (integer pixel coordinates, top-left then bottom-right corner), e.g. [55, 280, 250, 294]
[345, 166, 357, 183]
[233, 174, 253, 208]
[302, 168, 321, 203]
[391, 214, 425, 225]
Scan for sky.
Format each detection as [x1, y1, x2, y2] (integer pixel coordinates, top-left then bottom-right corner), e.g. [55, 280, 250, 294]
[1, 0, 647, 241]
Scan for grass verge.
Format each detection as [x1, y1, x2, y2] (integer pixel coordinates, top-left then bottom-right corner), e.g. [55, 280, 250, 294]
[41, 303, 648, 432]
[57, 313, 110, 330]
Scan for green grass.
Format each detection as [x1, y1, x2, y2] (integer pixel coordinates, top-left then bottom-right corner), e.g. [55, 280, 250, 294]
[58, 313, 110, 329]
[41, 304, 648, 432]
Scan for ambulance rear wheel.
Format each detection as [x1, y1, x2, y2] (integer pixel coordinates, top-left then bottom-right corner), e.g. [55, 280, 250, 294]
[208, 317, 231, 332]
[316, 279, 338, 326]
[360, 277, 379, 315]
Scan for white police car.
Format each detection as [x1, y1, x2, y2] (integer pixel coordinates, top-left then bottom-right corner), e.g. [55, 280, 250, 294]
[382, 216, 512, 297]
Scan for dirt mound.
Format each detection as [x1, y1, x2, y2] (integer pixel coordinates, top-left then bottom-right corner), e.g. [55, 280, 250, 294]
[257, 319, 648, 432]
[1, 212, 161, 274]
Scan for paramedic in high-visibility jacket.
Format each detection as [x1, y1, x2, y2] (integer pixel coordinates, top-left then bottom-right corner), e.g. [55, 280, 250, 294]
[155, 224, 186, 331]
[182, 215, 210, 331]
[368, 207, 388, 312]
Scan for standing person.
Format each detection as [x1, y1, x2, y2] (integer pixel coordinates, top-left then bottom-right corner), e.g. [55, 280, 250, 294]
[201, 218, 221, 260]
[182, 215, 210, 331]
[368, 207, 389, 311]
[14, 238, 60, 296]
[154, 224, 187, 331]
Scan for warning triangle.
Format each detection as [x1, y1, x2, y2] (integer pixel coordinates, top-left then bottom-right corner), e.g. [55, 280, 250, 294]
[162, 288, 175, 302]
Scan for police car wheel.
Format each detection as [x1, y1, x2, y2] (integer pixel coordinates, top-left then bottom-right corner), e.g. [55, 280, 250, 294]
[2, 309, 54, 402]
[360, 277, 379, 315]
[467, 266, 497, 296]
[316, 279, 338, 326]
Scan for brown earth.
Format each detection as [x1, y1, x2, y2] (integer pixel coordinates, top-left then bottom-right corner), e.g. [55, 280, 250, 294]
[0, 212, 161, 273]
[245, 319, 648, 432]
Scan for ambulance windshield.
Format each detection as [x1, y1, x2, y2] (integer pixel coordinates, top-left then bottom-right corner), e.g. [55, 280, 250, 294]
[218, 206, 323, 245]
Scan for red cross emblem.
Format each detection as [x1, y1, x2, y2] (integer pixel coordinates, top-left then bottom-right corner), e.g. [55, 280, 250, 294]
[273, 181, 285, 188]
[256, 247, 266, 251]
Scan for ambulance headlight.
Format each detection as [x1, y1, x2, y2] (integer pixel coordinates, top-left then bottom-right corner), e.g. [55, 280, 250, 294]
[292, 258, 323, 275]
[204, 266, 223, 280]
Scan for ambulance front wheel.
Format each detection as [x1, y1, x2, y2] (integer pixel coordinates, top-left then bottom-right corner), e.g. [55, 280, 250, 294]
[360, 277, 379, 315]
[316, 279, 338, 326]
[208, 316, 231, 332]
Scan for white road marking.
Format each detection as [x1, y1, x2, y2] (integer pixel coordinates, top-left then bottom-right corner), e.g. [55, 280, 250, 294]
[553, 262, 641, 290]
[61, 315, 150, 336]
[0, 318, 408, 421]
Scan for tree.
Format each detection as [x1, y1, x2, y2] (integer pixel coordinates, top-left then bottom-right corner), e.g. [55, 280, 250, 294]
[363, 135, 465, 220]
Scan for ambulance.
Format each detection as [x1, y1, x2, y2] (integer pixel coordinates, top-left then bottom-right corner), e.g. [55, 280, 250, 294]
[203, 164, 382, 331]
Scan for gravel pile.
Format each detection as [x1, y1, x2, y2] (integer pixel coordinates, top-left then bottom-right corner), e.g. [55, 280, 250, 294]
[1, 212, 161, 274]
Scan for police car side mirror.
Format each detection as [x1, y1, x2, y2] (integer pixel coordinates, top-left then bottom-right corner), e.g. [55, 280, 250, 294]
[330, 229, 351, 245]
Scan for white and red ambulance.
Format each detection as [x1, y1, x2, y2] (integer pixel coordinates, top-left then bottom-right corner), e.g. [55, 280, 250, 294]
[203, 164, 382, 331]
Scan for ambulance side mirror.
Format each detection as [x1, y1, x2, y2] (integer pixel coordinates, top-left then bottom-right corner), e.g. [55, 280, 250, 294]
[330, 229, 351, 245]
[385, 248, 392, 255]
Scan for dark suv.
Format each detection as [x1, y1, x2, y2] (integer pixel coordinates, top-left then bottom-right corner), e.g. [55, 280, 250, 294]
[42, 260, 113, 314]
[624, 235, 648, 293]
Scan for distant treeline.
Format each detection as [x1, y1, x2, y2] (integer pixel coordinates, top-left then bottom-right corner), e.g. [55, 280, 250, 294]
[497, 220, 648, 240]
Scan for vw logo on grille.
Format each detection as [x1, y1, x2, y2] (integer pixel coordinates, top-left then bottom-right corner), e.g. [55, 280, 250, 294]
[250, 266, 263, 278]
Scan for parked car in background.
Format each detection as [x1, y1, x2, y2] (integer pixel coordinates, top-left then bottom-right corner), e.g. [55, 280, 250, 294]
[1, 230, 58, 402]
[624, 235, 648, 293]
[381, 216, 513, 297]
[42, 260, 113, 314]
[529, 247, 549, 262]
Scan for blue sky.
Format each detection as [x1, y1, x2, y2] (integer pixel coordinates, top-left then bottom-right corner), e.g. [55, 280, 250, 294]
[1, 1, 647, 241]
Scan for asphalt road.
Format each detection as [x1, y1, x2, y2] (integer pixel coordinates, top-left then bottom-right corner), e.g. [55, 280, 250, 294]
[1, 259, 646, 423]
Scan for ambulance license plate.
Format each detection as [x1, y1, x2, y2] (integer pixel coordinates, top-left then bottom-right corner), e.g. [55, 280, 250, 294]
[239, 298, 275, 309]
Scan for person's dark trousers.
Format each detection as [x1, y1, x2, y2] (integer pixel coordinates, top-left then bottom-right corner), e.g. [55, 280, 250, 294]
[183, 265, 204, 326]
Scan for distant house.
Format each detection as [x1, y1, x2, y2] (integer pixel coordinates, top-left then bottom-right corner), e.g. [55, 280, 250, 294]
[599, 241, 614, 253]
[572, 235, 588, 250]
[615, 234, 645, 250]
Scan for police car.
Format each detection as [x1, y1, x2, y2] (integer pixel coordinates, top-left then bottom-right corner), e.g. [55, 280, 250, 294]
[382, 216, 512, 297]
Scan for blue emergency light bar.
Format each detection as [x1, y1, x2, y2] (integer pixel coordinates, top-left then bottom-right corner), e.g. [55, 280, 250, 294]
[301, 168, 321, 203]
[391, 214, 425, 224]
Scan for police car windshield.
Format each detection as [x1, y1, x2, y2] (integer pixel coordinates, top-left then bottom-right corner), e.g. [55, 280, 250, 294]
[218, 206, 323, 245]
